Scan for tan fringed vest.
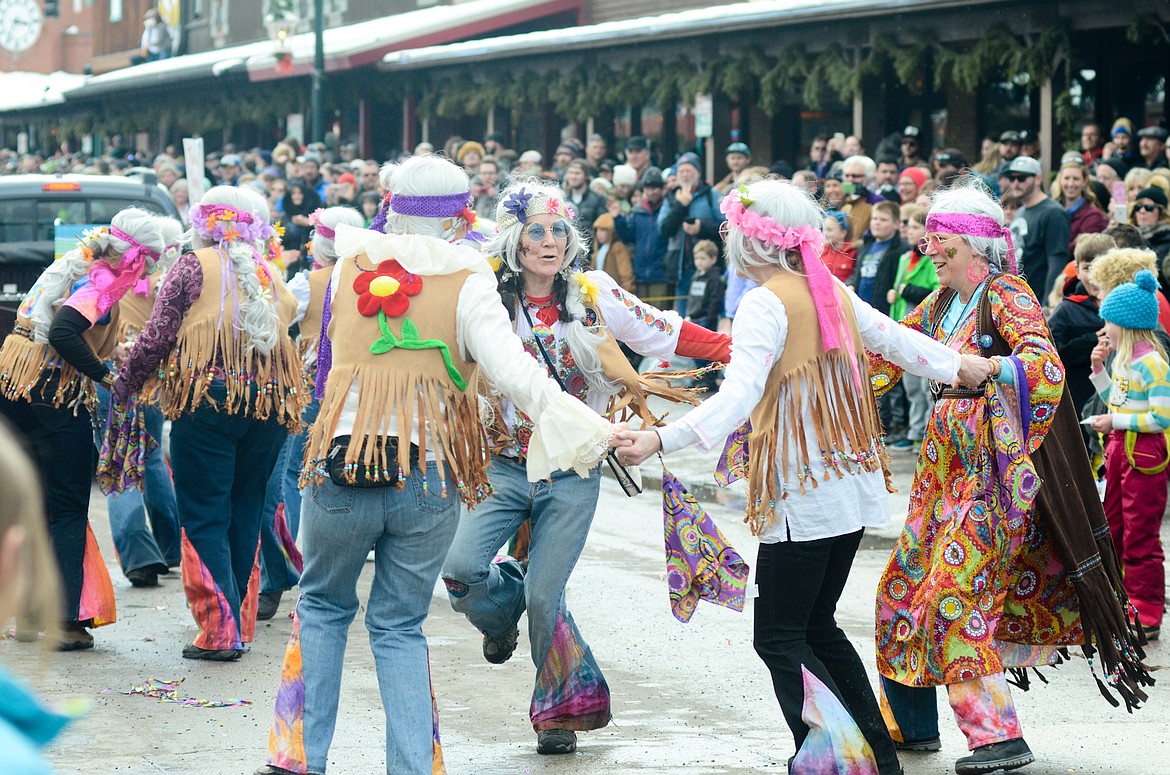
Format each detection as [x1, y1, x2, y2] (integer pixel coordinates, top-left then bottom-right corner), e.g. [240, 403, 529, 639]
[744, 272, 885, 535]
[0, 295, 120, 410]
[303, 256, 490, 506]
[143, 248, 305, 427]
[297, 266, 332, 360]
[114, 273, 160, 343]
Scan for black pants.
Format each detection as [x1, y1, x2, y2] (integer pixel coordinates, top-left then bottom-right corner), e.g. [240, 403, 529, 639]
[754, 530, 900, 774]
[878, 381, 908, 434]
[0, 375, 96, 623]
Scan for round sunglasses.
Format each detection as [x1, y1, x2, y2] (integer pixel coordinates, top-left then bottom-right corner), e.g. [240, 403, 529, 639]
[523, 220, 572, 241]
[918, 233, 966, 254]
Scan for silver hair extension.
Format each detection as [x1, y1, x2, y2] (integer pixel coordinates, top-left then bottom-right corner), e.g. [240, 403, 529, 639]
[191, 186, 282, 356]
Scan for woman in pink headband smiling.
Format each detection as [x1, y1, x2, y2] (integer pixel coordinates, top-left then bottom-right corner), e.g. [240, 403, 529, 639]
[868, 183, 1150, 774]
[617, 179, 989, 773]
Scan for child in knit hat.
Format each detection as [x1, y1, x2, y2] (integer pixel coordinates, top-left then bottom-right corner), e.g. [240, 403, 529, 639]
[1089, 268, 1170, 639]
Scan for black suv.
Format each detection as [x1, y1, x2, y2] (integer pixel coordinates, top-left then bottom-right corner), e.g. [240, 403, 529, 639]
[0, 174, 180, 335]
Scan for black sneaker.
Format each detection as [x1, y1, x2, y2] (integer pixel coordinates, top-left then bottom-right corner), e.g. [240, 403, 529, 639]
[182, 643, 243, 661]
[257, 590, 283, 621]
[126, 567, 159, 588]
[537, 728, 577, 755]
[483, 627, 518, 664]
[895, 735, 941, 752]
[954, 738, 1034, 774]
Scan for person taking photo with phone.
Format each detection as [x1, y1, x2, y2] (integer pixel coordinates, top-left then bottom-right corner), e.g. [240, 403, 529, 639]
[657, 152, 726, 316]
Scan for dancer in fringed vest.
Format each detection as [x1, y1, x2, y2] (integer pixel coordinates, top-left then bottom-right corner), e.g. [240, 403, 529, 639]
[616, 180, 984, 774]
[867, 184, 1152, 774]
[256, 206, 364, 622]
[439, 178, 732, 756]
[93, 218, 184, 589]
[257, 155, 618, 775]
[0, 208, 173, 650]
[115, 186, 305, 661]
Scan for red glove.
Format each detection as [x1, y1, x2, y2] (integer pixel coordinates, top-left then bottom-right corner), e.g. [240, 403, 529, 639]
[676, 321, 732, 362]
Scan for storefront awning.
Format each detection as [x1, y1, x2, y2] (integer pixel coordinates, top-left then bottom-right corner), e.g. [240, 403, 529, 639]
[61, 0, 579, 101]
[380, 0, 998, 70]
[0, 71, 90, 114]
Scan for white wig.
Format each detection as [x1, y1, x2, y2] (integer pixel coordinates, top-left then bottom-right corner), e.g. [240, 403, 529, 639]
[842, 155, 877, 180]
[24, 206, 168, 343]
[482, 176, 589, 275]
[381, 154, 471, 240]
[312, 206, 364, 265]
[725, 179, 825, 279]
[190, 185, 282, 356]
[929, 181, 1011, 272]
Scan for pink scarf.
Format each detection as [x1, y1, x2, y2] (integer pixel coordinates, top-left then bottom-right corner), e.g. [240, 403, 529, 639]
[64, 226, 159, 324]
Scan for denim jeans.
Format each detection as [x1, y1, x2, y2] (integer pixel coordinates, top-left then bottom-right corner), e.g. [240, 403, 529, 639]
[94, 384, 181, 573]
[169, 388, 287, 650]
[442, 455, 610, 731]
[0, 374, 95, 623]
[288, 463, 458, 774]
[259, 397, 319, 594]
[754, 530, 901, 774]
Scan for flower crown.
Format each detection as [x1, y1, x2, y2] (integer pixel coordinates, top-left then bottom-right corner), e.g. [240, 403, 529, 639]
[497, 187, 576, 229]
[720, 185, 824, 255]
[190, 204, 277, 245]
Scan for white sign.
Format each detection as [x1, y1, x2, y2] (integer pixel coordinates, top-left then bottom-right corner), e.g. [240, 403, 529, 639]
[694, 94, 713, 139]
[286, 113, 304, 146]
[183, 137, 206, 205]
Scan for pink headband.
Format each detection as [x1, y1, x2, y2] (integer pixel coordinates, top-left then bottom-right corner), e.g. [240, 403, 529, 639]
[721, 187, 858, 384]
[925, 212, 1016, 274]
[308, 209, 335, 241]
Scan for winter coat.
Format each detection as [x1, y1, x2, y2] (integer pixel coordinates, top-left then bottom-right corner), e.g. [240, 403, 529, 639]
[1048, 276, 1102, 412]
[658, 184, 725, 289]
[822, 243, 857, 283]
[1066, 199, 1108, 254]
[845, 235, 909, 315]
[566, 187, 608, 235]
[889, 248, 939, 321]
[613, 200, 670, 284]
[590, 213, 636, 292]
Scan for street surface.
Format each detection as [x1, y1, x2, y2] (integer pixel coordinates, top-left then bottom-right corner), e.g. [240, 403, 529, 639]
[4, 443, 1169, 774]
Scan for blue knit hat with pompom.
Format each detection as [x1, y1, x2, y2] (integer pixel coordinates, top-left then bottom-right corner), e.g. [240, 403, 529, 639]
[1100, 269, 1160, 331]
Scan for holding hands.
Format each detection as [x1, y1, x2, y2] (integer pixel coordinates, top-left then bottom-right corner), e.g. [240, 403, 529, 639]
[611, 428, 661, 466]
[955, 354, 994, 389]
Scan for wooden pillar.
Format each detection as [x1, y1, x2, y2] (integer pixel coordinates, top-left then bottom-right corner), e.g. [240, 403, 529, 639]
[402, 97, 417, 153]
[358, 97, 371, 159]
[1039, 76, 1054, 178]
[541, 103, 557, 161]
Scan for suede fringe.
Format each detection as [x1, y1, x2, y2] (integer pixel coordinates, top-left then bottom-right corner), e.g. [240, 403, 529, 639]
[0, 333, 94, 412]
[303, 365, 491, 507]
[744, 350, 884, 536]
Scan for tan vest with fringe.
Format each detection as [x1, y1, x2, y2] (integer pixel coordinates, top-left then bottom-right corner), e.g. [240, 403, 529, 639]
[0, 296, 120, 410]
[115, 274, 160, 343]
[144, 248, 305, 427]
[297, 266, 332, 360]
[304, 256, 490, 506]
[744, 272, 885, 535]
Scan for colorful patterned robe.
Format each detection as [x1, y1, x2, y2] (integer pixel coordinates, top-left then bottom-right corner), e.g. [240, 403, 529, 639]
[871, 273, 1082, 687]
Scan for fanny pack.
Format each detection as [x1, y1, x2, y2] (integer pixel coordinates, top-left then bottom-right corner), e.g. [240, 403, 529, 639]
[327, 435, 420, 488]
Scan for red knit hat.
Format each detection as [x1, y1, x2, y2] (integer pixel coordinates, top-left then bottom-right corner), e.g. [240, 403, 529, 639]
[898, 166, 930, 195]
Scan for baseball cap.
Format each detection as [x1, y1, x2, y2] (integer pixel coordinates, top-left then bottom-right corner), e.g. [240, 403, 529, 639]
[903, 126, 921, 139]
[220, 153, 243, 167]
[626, 136, 649, 151]
[999, 131, 1022, 143]
[725, 142, 751, 157]
[639, 168, 666, 188]
[1004, 157, 1042, 177]
[337, 173, 357, 185]
[934, 151, 967, 168]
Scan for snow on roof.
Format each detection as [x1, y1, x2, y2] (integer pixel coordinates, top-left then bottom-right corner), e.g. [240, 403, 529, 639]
[0, 71, 89, 114]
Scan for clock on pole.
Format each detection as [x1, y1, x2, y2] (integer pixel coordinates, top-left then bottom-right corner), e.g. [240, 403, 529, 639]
[0, 0, 45, 54]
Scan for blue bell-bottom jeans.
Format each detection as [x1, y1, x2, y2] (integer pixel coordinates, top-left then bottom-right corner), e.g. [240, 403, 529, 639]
[296, 462, 459, 774]
[259, 397, 320, 594]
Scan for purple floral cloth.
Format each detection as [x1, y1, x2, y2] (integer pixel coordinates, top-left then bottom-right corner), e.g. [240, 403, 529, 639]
[663, 468, 749, 623]
[118, 252, 203, 393]
[314, 279, 332, 400]
[97, 393, 157, 494]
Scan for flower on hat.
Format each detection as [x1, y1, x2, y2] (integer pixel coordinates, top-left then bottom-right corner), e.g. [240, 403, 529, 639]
[353, 259, 423, 318]
[503, 188, 533, 224]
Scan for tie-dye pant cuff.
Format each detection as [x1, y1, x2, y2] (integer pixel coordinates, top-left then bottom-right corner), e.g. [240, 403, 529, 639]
[947, 672, 1022, 750]
[180, 529, 245, 651]
[530, 612, 611, 732]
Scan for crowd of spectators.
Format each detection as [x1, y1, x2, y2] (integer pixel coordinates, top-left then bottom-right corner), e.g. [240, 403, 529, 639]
[4, 116, 1170, 411]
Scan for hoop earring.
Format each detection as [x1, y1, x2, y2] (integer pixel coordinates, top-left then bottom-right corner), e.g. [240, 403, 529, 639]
[967, 261, 990, 284]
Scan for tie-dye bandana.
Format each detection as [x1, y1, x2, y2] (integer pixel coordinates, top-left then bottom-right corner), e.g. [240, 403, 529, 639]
[663, 468, 749, 623]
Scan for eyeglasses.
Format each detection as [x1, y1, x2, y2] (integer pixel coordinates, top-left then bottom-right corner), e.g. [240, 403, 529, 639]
[718, 221, 731, 240]
[918, 233, 966, 254]
[1005, 174, 1032, 183]
[1134, 203, 1162, 213]
[523, 220, 572, 241]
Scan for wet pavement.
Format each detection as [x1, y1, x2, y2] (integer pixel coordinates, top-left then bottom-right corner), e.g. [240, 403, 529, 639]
[4, 441, 1169, 774]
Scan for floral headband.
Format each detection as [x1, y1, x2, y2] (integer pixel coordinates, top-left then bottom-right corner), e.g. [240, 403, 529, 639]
[308, 208, 335, 241]
[925, 212, 1017, 274]
[190, 203, 277, 244]
[721, 185, 858, 383]
[497, 187, 576, 229]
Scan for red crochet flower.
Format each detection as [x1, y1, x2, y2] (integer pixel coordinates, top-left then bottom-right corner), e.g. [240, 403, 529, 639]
[353, 259, 422, 317]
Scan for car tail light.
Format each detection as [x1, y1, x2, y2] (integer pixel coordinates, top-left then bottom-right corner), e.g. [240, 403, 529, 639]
[42, 182, 82, 191]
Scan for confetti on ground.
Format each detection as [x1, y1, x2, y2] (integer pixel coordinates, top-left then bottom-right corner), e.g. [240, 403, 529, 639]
[3, 628, 14, 640]
[104, 678, 251, 708]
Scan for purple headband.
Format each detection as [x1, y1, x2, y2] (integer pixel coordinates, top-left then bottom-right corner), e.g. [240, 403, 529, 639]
[926, 212, 1017, 274]
[389, 190, 471, 218]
